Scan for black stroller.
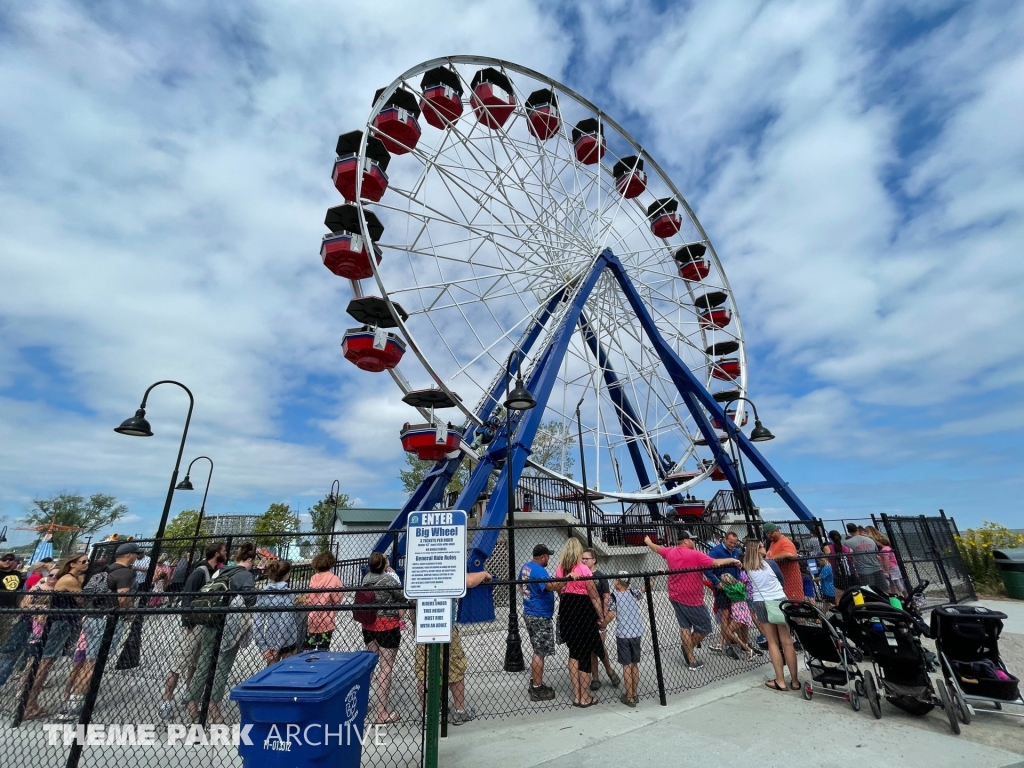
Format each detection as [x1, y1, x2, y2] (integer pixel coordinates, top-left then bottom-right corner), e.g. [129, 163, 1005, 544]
[932, 604, 1023, 725]
[851, 604, 960, 733]
[781, 600, 864, 711]
[833, 581, 932, 658]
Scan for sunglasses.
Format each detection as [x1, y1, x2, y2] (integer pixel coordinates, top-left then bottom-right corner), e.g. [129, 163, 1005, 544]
[47, 573, 59, 578]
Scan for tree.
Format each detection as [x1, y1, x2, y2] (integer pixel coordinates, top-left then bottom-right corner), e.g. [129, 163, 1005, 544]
[399, 453, 470, 496]
[253, 503, 300, 553]
[307, 492, 351, 553]
[161, 510, 210, 556]
[22, 493, 128, 556]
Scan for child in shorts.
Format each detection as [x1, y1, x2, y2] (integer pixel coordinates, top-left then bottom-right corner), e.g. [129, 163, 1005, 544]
[606, 573, 644, 707]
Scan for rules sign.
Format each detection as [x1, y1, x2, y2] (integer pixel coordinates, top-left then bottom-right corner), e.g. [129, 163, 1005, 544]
[403, 510, 467, 600]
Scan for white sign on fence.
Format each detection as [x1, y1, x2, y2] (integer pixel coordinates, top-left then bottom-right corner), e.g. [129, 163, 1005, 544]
[404, 510, 467, 600]
[414, 597, 454, 644]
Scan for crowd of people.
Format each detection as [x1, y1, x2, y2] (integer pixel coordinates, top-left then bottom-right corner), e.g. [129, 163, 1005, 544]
[0, 521, 911, 725]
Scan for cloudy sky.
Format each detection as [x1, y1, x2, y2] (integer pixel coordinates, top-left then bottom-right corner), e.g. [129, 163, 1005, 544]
[1, 1, 1021, 544]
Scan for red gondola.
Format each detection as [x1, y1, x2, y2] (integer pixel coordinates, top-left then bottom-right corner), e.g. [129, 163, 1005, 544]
[400, 423, 461, 462]
[333, 131, 390, 203]
[711, 410, 749, 430]
[648, 198, 682, 238]
[341, 329, 406, 372]
[710, 465, 727, 481]
[699, 308, 732, 329]
[471, 68, 516, 130]
[525, 89, 560, 140]
[672, 500, 706, 518]
[711, 357, 741, 381]
[572, 118, 605, 165]
[613, 156, 647, 199]
[321, 204, 385, 280]
[371, 87, 422, 155]
[674, 243, 709, 281]
[420, 66, 464, 129]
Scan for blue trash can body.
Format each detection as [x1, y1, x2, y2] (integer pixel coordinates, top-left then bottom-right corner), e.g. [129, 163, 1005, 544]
[230, 650, 378, 768]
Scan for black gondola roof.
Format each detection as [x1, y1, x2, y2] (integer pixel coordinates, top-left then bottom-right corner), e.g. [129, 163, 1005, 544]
[647, 198, 679, 217]
[346, 296, 408, 328]
[471, 67, 514, 95]
[373, 86, 421, 118]
[612, 155, 644, 179]
[705, 340, 739, 356]
[420, 66, 464, 95]
[336, 131, 391, 170]
[324, 204, 384, 241]
[571, 118, 601, 143]
[712, 388, 741, 403]
[525, 88, 557, 110]
[402, 389, 461, 409]
[674, 242, 707, 262]
[694, 291, 728, 310]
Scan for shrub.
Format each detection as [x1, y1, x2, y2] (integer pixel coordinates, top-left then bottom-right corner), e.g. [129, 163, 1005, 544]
[955, 522, 1024, 595]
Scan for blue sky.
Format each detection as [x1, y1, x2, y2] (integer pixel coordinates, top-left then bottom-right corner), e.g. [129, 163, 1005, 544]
[0, 1, 1022, 545]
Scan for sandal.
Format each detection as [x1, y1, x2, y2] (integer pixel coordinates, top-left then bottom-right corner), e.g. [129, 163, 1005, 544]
[789, 680, 801, 691]
[573, 698, 598, 708]
[764, 680, 787, 692]
[373, 712, 401, 725]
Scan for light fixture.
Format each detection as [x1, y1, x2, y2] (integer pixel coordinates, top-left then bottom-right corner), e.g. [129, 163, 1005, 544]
[175, 476, 194, 491]
[114, 408, 153, 437]
[504, 378, 536, 411]
[749, 419, 775, 442]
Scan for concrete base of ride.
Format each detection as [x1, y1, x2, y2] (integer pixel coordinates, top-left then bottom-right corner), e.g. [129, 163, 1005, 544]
[443, 598, 1024, 768]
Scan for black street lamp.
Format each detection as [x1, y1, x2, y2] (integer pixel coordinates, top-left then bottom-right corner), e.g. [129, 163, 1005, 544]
[114, 380, 194, 590]
[327, 479, 341, 518]
[176, 456, 213, 568]
[575, 395, 593, 547]
[720, 397, 775, 538]
[503, 349, 536, 674]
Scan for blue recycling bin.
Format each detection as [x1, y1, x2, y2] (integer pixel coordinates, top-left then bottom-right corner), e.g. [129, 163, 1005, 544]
[230, 650, 378, 768]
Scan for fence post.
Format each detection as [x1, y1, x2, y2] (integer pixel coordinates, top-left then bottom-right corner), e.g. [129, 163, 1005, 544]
[440, 640, 450, 738]
[920, 515, 956, 604]
[65, 611, 119, 768]
[198, 593, 231, 726]
[12, 618, 49, 727]
[643, 575, 667, 706]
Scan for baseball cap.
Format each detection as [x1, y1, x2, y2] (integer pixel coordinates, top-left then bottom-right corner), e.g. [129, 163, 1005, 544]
[0, 552, 16, 562]
[762, 523, 779, 535]
[532, 544, 553, 557]
[616, 570, 631, 589]
[115, 542, 146, 557]
[678, 530, 693, 541]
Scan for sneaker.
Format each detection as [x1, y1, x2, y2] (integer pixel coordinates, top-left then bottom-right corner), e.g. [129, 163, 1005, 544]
[538, 683, 555, 692]
[530, 685, 555, 702]
[607, 670, 621, 687]
[450, 707, 475, 726]
[686, 659, 705, 671]
[709, 646, 724, 654]
[589, 678, 602, 691]
[158, 700, 175, 719]
[724, 646, 740, 661]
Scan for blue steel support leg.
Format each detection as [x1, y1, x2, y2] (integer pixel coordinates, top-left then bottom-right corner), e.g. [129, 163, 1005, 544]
[603, 252, 814, 522]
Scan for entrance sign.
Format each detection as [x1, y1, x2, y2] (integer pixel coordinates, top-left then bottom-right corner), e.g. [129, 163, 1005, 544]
[415, 597, 454, 643]
[404, 510, 467, 599]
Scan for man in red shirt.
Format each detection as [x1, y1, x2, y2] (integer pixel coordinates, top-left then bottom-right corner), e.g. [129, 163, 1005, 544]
[645, 532, 741, 671]
[764, 523, 803, 602]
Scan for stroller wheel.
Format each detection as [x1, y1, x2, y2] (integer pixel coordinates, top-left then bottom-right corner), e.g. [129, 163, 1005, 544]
[850, 692, 861, 712]
[802, 682, 813, 701]
[936, 680, 961, 735]
[951, 684, 971, 725]
[855, 679, 865, 697]
[994, 702, 1002, 711]
[865, 671, 882, 719]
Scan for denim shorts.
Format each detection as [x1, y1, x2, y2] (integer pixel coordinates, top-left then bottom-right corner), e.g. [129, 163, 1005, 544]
[671, 601, 712, 635]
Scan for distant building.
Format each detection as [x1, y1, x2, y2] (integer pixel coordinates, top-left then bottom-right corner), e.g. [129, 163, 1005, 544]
[333, 508, 400, 532]
[203, 514, 260, 537]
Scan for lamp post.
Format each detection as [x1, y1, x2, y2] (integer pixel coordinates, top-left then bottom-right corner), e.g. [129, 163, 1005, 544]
[327, 479, 341, 520]
[720, 397, 774, 538]
[574, 395, 593, 547]
[503, 349, 536, 674]
[176, 456, 213, 569]
[114, 380, 194, 590]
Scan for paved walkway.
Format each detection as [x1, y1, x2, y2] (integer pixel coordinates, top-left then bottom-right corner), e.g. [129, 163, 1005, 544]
[442, 598, 1024, 768]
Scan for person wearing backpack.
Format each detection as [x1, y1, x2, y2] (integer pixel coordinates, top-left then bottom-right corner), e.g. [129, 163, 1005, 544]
[254, 560, 303, 666]
[158, 542, 226, 719]
[186, 542, 257, 725]
[59, 543, 143, 720]
[359, 552, 405, 725]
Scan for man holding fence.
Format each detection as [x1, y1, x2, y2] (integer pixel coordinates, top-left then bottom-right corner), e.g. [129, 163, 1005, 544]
[645, 532, 741, 671]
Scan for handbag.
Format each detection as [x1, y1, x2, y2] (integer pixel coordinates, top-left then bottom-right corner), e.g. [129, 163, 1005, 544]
[746, 566, 788, 625]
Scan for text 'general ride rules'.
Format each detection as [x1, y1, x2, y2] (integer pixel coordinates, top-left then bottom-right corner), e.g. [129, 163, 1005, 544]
[403, 510, 467, 599]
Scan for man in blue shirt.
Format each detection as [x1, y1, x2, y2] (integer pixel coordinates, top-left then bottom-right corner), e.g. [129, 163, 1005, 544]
[519, 544, 556, 701]
[706, 531, 743, 657]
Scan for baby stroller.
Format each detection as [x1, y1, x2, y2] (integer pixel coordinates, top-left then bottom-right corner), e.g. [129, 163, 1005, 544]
[833, 581, 931, 660]
[932, 604, 1023, 725]
[851, 604, 960, 733]
[781, 600, 864, 711]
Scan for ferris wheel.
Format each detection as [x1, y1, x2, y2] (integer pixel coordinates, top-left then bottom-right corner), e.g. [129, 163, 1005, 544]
[322, 55, 811, 532]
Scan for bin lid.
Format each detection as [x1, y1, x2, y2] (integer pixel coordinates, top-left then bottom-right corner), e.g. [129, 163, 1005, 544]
[230, 651, 378, 703]
[993, 548, 1024, 562]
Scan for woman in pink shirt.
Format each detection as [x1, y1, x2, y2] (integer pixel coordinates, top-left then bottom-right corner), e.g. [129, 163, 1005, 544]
[551, 539, 606, 707]
[300, 551, 343, 651]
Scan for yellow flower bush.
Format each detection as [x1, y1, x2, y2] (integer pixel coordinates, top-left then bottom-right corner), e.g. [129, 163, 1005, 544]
[955, 522, 1024, 595]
